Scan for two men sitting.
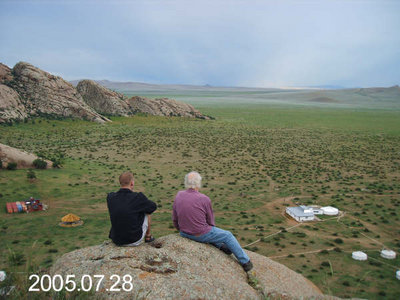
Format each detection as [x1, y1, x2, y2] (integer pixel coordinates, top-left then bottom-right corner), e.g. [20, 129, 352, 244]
[107, 171, 253, 272]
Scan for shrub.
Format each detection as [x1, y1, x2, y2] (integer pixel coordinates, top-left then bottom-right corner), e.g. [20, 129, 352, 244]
[33, 158, 47, 169]
[27, 169, 36, 180]
[8, 251, 26, 266]
[51, 158, 62, 168]
[6, 162, 17, 170]
[334, 238, 344, 244]
[0, 159, 2, 169]
[321, 261, 330, 267]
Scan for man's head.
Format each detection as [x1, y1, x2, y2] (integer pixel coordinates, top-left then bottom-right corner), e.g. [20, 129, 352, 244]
[184, 171, 202, 190]
[119, 171, 134, 190]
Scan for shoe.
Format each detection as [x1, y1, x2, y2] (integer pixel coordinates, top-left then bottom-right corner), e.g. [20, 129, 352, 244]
[219, 243, 233, 255]
[242, 260, 253, 272]
[145, 235, 155, 243]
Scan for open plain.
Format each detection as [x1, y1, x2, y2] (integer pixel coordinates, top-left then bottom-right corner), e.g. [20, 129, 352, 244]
[1, 88, 400, 299]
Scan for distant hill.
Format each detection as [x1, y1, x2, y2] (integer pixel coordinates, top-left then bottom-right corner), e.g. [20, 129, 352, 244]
[69, 80, 400, 110]
[69, 79, 281, 93]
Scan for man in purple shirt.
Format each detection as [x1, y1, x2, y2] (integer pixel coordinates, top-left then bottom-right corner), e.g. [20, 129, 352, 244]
[173, 171, 253, 272]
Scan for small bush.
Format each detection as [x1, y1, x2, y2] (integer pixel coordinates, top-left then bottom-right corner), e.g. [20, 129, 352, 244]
[8, 251, 26, 266]
[27, 169, 36, 180]
[33, 158, 47, 169]
[6, 162, 17, 170]
[51, 157, 63, 168]
[334, 238, 344, 244]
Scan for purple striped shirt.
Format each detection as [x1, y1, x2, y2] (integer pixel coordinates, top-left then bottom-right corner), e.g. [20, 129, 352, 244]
[172, 189, 215, 235]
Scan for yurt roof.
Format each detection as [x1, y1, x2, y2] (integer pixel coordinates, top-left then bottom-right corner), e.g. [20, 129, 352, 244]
[61, 213, 81, 223]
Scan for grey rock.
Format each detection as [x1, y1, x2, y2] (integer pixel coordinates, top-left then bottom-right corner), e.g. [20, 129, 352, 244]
[0, 143, 53, 169]
[127, 96, 210, 119]
[0, 63, 13, 84]
[76, 80, 131, 116]
[10, 62, 110, 123]
[50, 234, 333, 299]
[0, 84, 27, 123]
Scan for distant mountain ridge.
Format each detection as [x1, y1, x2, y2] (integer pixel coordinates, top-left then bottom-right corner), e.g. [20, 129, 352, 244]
[69, 79, 282, 92]
[69, 79, 399, 93]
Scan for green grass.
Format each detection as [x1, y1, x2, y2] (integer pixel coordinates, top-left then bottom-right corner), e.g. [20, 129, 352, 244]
[1, 102, 400, 299]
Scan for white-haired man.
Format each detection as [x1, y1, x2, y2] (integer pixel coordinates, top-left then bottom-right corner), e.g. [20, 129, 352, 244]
[172, 171, 253, 272]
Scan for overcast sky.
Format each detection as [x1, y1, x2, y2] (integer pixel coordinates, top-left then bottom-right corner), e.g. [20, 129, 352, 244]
[0, 0, 399, 88]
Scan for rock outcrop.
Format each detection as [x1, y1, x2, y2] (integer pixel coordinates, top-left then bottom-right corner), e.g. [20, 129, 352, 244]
[75, 79, 211, 119]
[0, 84, 28, 123]
[9, 62, 109, 123]
[76, 80, 131, 116]
[0, 143, 53, 169]
[50, 234, 335, 299]
[0, 61, 210, 123]
[0, 63, 13, 84]
[127, 96, 210, 119]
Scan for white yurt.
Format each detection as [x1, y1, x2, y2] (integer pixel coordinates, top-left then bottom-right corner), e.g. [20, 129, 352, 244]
[352, 251, 368, 261]
[381, 250, 396, 259]
[396, 270, 400, 280]
[321, 206, 339, 216]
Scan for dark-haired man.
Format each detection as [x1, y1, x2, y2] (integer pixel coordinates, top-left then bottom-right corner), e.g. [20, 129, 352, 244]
[107, 171, 157, 246]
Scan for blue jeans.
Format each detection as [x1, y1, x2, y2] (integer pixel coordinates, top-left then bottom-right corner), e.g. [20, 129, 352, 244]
[180, 226, 250, 264]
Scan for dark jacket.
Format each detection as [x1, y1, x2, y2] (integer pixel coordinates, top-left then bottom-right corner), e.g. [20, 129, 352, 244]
[107, 188, 157, 245]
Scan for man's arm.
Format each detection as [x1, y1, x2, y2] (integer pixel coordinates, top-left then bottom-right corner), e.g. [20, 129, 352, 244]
[138, 192, 157, 214]
[205, 197, 215, 226]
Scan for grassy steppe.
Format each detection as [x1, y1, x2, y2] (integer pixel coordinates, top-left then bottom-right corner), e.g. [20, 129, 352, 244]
[1, 104, 399, 299]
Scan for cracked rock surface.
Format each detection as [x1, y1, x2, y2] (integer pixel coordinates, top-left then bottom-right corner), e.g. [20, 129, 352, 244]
[9, 62, 109, 123]
[76, 80, 131, 117]
[50, 234, 337, 299]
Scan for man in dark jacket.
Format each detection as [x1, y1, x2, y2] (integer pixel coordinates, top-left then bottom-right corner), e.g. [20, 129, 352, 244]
[107, 171, 157, 246]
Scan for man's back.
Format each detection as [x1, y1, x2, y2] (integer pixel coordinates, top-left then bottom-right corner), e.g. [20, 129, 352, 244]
[173, 189, 215, 235]
[107, 188, 156, 245]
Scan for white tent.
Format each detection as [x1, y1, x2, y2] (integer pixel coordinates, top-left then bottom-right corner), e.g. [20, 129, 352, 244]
[321, 206, 339, 215]
[352, 251, 368, 261]
[381, 250, 396, 259]
[396, 270, 400, 280]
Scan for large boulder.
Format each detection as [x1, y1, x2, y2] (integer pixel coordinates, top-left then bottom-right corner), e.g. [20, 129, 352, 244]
[0, 143, 53, 169]
[50, 234, 336, 299]
[127, 96, 210, 119]
[76, 80, 131, 116]
[0, 63, 13, 84]
[10, 62, 110, 123]
[0, 84, 28, 123]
